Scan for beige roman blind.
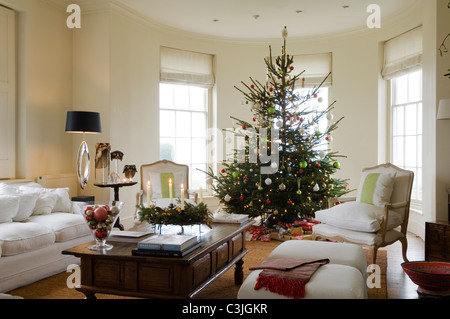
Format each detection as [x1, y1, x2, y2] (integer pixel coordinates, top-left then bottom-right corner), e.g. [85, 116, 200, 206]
[269, 52, 332, 88]
[160, 47, 215, 88]
[293, 53, 333, 88]
[382, 26, 423, 80]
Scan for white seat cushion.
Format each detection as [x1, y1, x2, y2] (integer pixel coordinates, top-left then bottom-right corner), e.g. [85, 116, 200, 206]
[238, 240, 368, 299]
[315, 201, 403, 233]
[312, 223, 405, 246]
[0, 222, 55, 256]
[238, 263, 366, 299]
[28, 213, 91, 242]
[267, 240, 367, 278]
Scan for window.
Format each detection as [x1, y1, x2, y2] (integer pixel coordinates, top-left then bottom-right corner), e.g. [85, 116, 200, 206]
[390, 70, 422, 203]
[159, 47, 214, 191]
[159, 83, 209, 190]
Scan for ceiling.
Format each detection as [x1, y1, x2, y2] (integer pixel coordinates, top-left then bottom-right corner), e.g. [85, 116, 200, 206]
[114, 0, 418, 41]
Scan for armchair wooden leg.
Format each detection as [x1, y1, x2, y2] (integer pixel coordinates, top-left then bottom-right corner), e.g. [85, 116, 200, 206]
[372, 246, 379, 266]
[400, 237, 409, 262]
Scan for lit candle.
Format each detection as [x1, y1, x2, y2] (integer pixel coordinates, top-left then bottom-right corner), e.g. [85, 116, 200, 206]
[199, 185, 203, 203]
[181, 184, 185, 210]
[169, 178, 173, 205]
[147, 181, 151, 207]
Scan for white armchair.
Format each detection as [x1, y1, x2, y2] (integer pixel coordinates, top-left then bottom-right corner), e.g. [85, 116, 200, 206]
[312, 163, 414, 265]
[136, 160, 198, 211]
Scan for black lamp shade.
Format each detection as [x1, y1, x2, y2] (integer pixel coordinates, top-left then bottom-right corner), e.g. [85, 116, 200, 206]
[65, 111, 102, 133]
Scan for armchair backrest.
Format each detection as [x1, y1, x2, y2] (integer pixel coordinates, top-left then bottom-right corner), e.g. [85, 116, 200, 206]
[140, 160, 189, 200]
[361, 163, 414, 222]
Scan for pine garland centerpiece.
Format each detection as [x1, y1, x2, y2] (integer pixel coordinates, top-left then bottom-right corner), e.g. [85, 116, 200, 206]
[137, 201, 213, 228]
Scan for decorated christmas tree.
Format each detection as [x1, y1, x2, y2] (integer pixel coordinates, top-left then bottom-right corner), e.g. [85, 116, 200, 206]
[205, 27, 350, 226]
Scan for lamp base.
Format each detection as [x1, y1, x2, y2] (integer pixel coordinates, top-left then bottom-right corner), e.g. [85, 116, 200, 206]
[77, 140, 90, 189]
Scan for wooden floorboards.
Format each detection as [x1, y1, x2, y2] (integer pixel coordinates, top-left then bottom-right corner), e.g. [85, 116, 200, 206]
[384, 232, 424, 299]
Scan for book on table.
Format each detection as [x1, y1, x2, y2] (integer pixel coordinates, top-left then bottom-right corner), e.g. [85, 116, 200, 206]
[132, 242, 202, 257]
[108, 230, 151, 243]
[137, 234, 199, 252]
[212, 212, 249, 224]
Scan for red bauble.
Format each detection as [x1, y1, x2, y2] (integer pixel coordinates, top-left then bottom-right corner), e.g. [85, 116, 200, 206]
[266, 199, 271, 204]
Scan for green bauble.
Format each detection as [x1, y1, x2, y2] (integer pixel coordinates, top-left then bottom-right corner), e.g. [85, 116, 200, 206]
[296, 190, 302, 195]
[333, 161, 341, 168]
[299, 161, 308, 169]
[268, 107, 275, 114]
[232, 171, 239, 179]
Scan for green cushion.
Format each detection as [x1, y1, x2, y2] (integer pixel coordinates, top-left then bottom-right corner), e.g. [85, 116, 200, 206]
[359, 173, 381, 205]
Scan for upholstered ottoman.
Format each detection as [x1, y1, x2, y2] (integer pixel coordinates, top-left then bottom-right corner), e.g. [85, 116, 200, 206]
[238, 240, 368, 299]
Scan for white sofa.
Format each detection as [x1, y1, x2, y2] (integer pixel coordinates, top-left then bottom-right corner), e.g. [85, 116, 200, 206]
[0, 180, 92, 293]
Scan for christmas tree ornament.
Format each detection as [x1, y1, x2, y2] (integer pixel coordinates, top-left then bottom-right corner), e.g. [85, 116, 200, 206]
[299, 161, 308, 169]
[313, 184, 320, 192]
[265, 178, 272, 185]
[224, 194, 231, 202]
[279, 183, 286, 191]
[327, 113, 334, 121]
[333, 161, 341, 168]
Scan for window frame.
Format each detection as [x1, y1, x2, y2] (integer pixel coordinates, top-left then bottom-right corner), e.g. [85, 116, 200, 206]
[388, 69, 423, 211]
[159, 83, 212, 192]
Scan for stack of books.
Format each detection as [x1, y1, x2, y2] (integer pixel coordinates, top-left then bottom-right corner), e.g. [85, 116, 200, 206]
[132, 234, 201, 257]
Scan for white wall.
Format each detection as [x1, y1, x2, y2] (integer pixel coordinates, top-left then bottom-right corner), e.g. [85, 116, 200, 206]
[1, 0, 73, 179]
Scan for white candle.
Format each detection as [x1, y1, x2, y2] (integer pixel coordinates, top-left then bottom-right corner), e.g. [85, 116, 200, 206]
[147, 181, 151, 207]
[181, 184, 185, 210]
[200, 185, 203, 203]
[169, 178, 173, 205]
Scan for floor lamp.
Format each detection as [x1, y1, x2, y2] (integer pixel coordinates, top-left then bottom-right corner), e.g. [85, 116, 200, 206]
[65, 111, 102, 189]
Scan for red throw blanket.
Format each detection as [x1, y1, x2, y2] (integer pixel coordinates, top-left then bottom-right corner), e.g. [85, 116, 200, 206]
[249, 258, 330, 299]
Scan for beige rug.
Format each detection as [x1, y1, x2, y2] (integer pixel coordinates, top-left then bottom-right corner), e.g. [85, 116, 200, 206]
[8, 240, 387, 299]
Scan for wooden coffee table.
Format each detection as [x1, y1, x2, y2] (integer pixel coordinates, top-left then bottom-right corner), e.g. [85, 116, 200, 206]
[62, 220, 254, 299]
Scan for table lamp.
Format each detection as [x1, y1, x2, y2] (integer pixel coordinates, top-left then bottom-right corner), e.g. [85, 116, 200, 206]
[65, 111, 102, 189]
[437, 99, 450, 120]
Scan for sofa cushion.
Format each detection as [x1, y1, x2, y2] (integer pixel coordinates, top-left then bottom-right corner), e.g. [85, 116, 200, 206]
[29, 213, 90, 242]
[314, 201, 403, 233]
[0, 195, 20, 223]
[0, 222, 55, 256]
[0, 183, 40, 221]
[47, 188, 72, 213]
